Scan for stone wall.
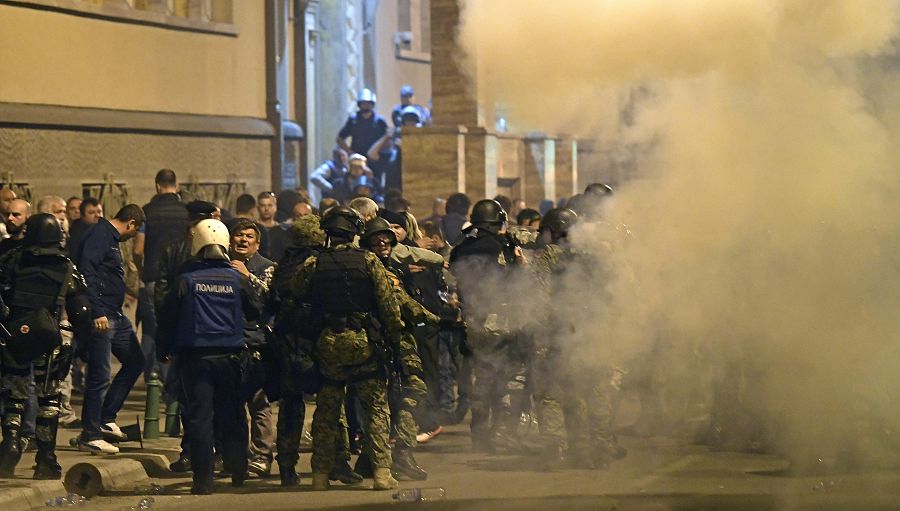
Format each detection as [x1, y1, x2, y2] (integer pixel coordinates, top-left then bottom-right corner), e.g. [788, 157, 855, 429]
[0, 127, 270, 208]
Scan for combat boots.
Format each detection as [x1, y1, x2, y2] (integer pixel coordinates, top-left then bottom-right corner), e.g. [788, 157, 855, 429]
[0, 424, 23, 478]
[329, 457, 363, 484]
[311, 472, 329, 491]
[353, 452, 374, 478]
[391, 448, 427, 481]
[279, 464, 299, 487]
[33, 416, 62, 480]
[33, 449, 62, 480]
[372, 467, 399, 490]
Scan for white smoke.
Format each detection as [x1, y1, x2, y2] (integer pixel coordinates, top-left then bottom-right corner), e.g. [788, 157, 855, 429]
[458, 0, 900, 467]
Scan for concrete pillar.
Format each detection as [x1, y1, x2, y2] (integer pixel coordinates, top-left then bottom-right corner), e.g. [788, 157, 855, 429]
[523, 137, 558, 207]
[463, 127, 497, 202]
[401, 126, 467, 216]
[430, 0, 478, 127]
[555, 138, 578, 200]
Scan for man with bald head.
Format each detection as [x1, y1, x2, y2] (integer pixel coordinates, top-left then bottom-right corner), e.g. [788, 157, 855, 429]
[37, 196, 69, 234]
[0, 188, 17, 239]
[0, 198, 31, 257]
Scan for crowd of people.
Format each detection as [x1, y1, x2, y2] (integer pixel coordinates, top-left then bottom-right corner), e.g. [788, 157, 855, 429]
[0, 83, 667, 496]
[311, 85, 431, 204]
[0, 160, 643, 496]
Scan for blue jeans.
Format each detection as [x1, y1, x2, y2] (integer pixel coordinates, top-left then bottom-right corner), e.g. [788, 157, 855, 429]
[80, 314, 144, 441]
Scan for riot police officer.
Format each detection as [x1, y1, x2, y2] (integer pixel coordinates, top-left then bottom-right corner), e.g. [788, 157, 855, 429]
[290, 206, 406, 491]
[156, 219, 261, 494]
[270, 214, 363, 487]
[533, 208, 627, 469]
[0, 214, 91, 479]
[449, 199, 528, 452]
[361, 217, 431, 481]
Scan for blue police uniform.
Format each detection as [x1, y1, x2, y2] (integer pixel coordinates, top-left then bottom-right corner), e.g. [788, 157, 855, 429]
[157, 259, 261, 494]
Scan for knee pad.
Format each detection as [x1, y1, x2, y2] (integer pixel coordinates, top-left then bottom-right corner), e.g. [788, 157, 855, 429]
[37, 396, 61, 419]
[2, 399, 26, 427]
[506, 374, 527, 392]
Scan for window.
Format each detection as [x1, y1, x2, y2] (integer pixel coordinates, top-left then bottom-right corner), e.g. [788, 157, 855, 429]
[396, 0, 430, 62]
[9, 0, 236, 36]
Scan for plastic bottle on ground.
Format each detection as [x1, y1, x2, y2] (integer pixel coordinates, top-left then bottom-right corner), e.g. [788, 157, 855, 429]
[392, 487, 446, 502]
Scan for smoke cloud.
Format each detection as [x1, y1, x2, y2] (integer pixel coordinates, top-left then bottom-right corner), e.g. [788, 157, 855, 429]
[458, 0, 900, 467]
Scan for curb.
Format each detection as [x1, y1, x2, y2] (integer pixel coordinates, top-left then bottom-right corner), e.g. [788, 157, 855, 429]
[0, 479, 67, 511]
[64, 458, 150, 498]
[119, 453, 174, 478]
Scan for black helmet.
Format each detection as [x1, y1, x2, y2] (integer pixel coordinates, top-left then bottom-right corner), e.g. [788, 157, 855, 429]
[584, 182, 614, 197]
[540, 208, 578, 236]
[360, 217, 397, 247]
[23, 213, 64, 248]
[320, 206, 365, 237]
[565, 194, 588, 214]
[470, 199, 508, 226]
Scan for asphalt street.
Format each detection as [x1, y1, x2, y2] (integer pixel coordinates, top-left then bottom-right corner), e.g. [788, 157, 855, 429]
[72, 395, 900, 511]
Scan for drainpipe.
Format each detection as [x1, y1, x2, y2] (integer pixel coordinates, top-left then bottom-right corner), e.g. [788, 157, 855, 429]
[266, 0, 289, 191]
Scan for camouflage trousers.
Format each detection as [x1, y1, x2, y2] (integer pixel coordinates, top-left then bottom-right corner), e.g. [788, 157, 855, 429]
[469, 337, 529, 444]
[311, 377, 391, 474]
[1, 346, 70, 443]
[275, 394, 352, 469]
[389, 373, 427, 449]
[533, 348, 622, 456]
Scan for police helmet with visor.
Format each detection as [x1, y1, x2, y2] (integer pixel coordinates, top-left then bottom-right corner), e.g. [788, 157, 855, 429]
[23, 213, 64, 249]
[190, 219, 230, 258]
[470, 199, 508, 227]
[540, 208, 578, 237]
[357, 88, 377, 105]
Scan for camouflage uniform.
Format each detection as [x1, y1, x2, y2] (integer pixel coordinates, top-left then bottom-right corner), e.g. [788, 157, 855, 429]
[291, 243, 404, 475]
[532, 243, 623, 467]
[449, 227, 526, 450]
[270, 216, 355, 479]
[385, 269, 432, 450]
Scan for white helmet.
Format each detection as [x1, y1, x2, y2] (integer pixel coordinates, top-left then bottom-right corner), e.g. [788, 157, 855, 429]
[357, 88, 377, 104]
[190, 219, 230, 257]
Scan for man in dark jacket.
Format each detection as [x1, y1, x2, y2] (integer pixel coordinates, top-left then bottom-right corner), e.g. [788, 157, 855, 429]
[137, 169, 189, 386]
[227, 219, 276, 477]
[74, 204, 145, 454]
[442, 193, 471, 246]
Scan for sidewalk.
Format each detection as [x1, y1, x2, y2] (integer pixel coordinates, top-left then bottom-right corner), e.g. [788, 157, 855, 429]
[0, 380, 183, 511]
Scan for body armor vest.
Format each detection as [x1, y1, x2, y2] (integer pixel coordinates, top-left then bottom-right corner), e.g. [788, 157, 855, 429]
[173, 266, 244, 351]
[310, 249, 375, 315]
[7, 253, 70, 320]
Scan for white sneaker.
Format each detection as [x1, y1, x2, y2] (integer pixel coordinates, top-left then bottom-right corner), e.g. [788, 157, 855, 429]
[101, 422, 128, 442]
[78, 438, 120, 455]
[415, 425, 444, 444]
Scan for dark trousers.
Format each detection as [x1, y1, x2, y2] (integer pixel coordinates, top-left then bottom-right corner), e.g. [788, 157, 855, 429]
[81, 314, 143, 441]
[414, 325, 442, 431]
[137, 282, 168, 385]
[179, 351, 247, 489]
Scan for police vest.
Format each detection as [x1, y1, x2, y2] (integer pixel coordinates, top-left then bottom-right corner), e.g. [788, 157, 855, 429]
[309, 249, 376, 315]
[6, 253, 70, 321]
[173, 266, 244, 350]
